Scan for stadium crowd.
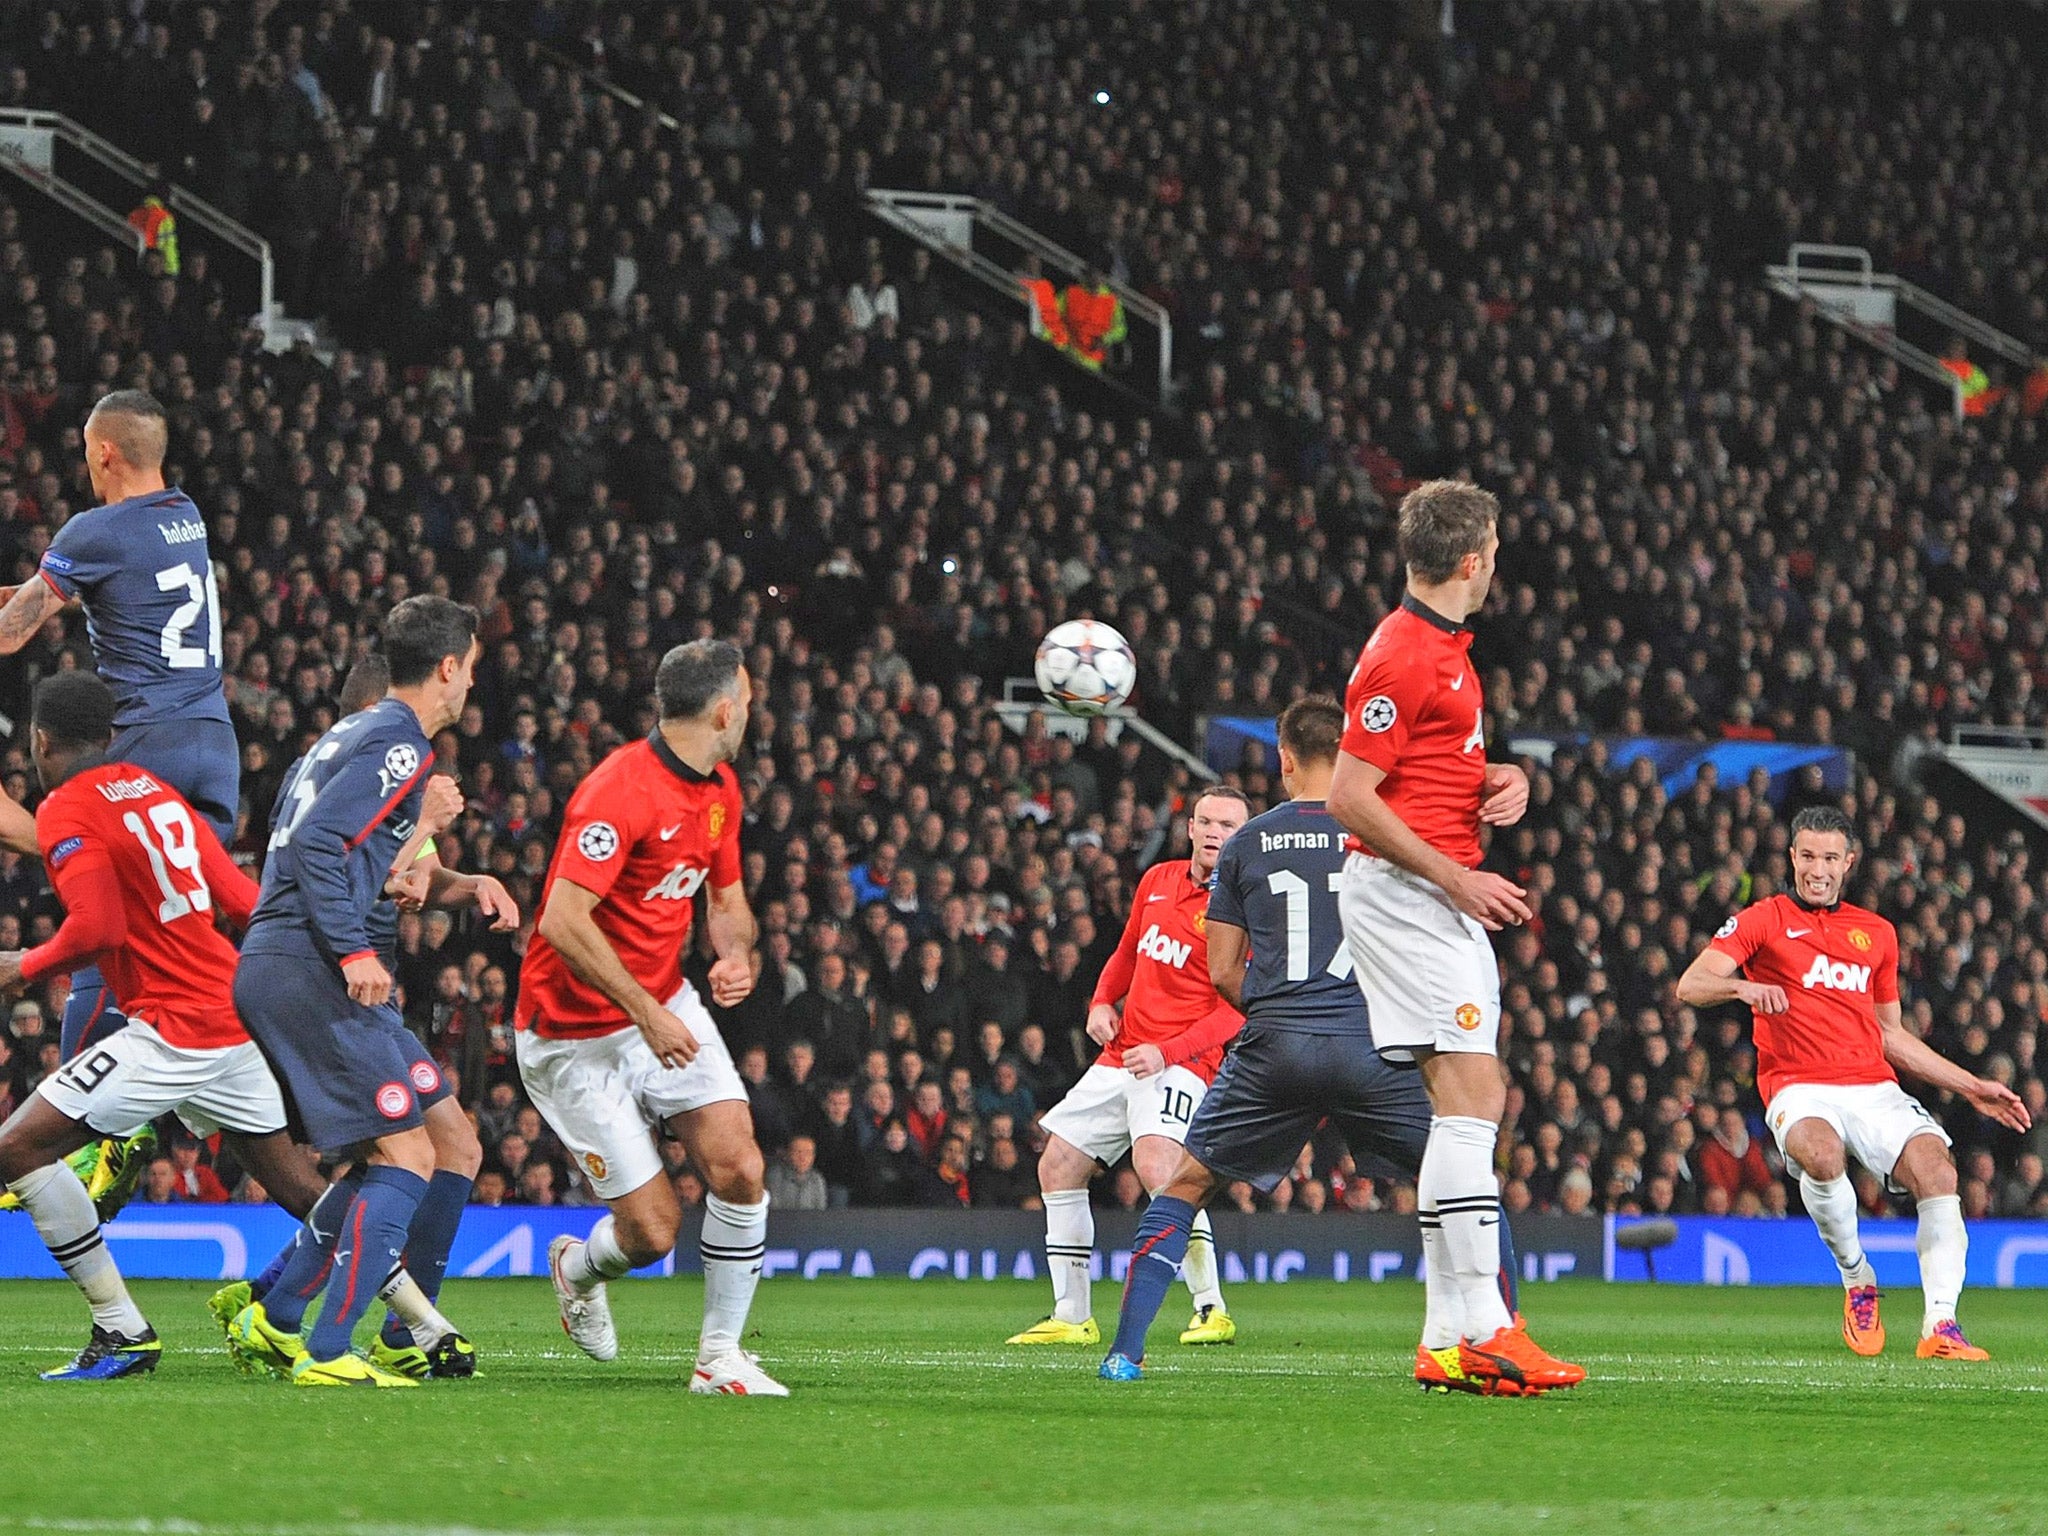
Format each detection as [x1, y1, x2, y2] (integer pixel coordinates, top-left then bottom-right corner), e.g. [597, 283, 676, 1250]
[1, 0, 2047, 1224]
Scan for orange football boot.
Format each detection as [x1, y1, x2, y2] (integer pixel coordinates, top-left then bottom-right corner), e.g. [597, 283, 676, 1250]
[1915, 1320, 1989, 1361]
[1842, 1285, 1885, 1356]
[1471, 1322, 1585, 1392]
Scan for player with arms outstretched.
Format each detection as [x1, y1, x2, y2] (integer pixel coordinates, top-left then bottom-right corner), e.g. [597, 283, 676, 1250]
[1326, 480, 1581, 1397]
[1676, 806, 2029, 1359]
[1099, 698, 1528, 1384]
[226, 597, 480, 1388]
[521, 639, 784, 1396]
[1007, 787, 1249, 1349]
[0, 674, 326, 1379]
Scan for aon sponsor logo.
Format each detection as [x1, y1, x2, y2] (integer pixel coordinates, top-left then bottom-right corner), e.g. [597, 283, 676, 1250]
[1137, 923, 1192, 969]
[1801, 955, 1871, 993]
[645, 863, 711, 902]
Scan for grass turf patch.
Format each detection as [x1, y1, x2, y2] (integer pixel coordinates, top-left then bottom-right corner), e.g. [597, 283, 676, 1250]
[0, 1278, 2043, 1535]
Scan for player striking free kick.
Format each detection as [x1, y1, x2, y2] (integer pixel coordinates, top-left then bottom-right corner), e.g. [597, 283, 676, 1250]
[1676, 806, 2029, 1359]
[520, 639, 784, 1395]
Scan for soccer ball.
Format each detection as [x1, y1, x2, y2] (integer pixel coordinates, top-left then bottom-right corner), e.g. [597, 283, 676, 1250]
[1034, 620, 1137, 716]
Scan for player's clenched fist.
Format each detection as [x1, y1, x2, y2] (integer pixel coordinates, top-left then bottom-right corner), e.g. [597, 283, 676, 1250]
[636, 1002, 701, 1070]
[707, 955, 754, 1008]
[341, 953, 393, 1008]
[1478, 762, 1530, 826]
[1085, 1001, 1120, 1046]
[418, 772, 465, 836]
[1735, 979, 1789, 1015]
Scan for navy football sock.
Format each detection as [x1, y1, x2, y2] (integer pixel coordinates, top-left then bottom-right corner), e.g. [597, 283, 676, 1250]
[308, 1166, 428, 1362]
[1497, 1212, 1521, 1317]
[379, 1169, 471, 1346]
[260, 1172, 363, 1329]
[1109, 1196, 1195, 1363]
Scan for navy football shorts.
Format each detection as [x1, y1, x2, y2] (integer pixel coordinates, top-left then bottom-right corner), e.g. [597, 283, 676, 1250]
[1183, 1026, 1433, 1194]
[235, 950, 442, 1153]
[113, 718, 241, 843]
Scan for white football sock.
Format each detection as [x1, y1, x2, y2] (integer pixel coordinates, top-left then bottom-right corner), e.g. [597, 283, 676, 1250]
[1799, 1172, 1874, 1288]
[1181, 1205, 1223, 1311]
[1044, 1188, 1094, 1324]
[699, 1193, 768, 1359]
[1428, 1115, 1513, 1341]
[378, 1264, 457, 1346]
[562, 1213, 634, 1291]
[1915, 1193, 1966, 1333]
[10, 1161, 148, 1336]
[1416, 1205, 1464, 1351]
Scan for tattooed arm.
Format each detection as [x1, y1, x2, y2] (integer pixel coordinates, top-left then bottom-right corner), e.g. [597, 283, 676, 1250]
[0, 579, 64, 656]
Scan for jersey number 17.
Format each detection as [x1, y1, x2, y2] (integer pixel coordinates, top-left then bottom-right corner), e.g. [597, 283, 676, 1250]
[1266, 870, 1354, 981]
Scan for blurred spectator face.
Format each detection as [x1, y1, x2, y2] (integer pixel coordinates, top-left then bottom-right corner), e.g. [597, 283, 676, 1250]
[788, 1042, 816, 1081]
[473, 1171, 507, 1205]
[823, 1086, 852, 1124]
[1560, 1171, 1595, 1216]
[519, 1163, 557, 1205]
[144, 1157, 176, 1203]
[864, 1082, 894, 1120]
[979, 1022, 1004, 1059]
[787, 1136, 817, 1176]
[740, 1046, 769, 1085]
[674, 1171, 705, 1208]
[914, 1082, 942, 1118]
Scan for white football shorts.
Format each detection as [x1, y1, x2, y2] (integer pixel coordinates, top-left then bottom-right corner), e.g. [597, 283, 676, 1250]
[1338, 852, 1501, 1062]
[516, 981, 747, 1200]
[37, 1020, 288, 1138]
[1766, 1079, 1950, 1181]
[1039, 1060, 1208, 1165]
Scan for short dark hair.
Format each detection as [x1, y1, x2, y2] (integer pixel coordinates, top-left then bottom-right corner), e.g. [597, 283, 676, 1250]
[656, 638, 744, 720]
[1790, 805, 1858, 850]
[85, 389, 169, 470]
[1397, 479, 1499, 584]
[1191, 785, 1252, 818]
[1277, 696, 1344, 765]
[383, 596, 479, 687]
[338, 653, 390, 715]
[32, 671, 115, 750]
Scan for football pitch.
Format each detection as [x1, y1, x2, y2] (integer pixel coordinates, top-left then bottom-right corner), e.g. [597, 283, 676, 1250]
[1, 1279, 2045, 1535]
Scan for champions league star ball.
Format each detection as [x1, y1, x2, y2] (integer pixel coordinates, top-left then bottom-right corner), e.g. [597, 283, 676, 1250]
[1034, 619, 1137, 716]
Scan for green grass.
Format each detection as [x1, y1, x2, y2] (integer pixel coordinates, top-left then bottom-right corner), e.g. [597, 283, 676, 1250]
[1, 1279, 2045, 1534]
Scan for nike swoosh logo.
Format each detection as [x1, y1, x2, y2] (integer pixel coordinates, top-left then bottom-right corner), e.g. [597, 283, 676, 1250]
[1147, 894, 1167, 902]
[1478, 1216, 1500, 1227]
[661, 825, 683, 840]
[1786, 928, 1810, 938]
[1449, 674, 1463, 690]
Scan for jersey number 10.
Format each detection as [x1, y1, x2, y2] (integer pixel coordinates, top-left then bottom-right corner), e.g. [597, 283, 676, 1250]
[123, 801, 214, 924]
[1265, 870, 1355, 981]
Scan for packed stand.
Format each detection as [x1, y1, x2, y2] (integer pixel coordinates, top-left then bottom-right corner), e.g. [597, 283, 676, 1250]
[0, 1, 2045, 1222]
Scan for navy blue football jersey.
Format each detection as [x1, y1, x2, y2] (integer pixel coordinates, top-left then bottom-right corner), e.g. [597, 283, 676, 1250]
[1206, 799, 1370, 1035]
[243, 699, 434, 969]
[39, 487, 230, 730]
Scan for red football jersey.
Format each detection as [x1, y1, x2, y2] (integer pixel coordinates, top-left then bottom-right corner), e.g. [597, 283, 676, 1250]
[1339, 595, 1487, 868]
[23, 762, 258, 1049]
[518, 734, 743, 1039]
[1089, 859, 1242, 1084]
[1708, 893, 1900, 1103]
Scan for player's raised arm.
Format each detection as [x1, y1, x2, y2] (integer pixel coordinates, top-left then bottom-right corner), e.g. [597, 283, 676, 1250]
[536, 876, 699, 1068]
[0, 577, 64, 656]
